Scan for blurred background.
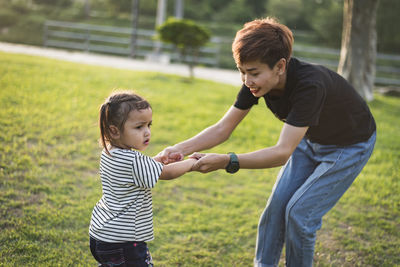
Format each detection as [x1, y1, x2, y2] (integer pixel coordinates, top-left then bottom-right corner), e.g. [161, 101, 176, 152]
[0, 0, 399, 85]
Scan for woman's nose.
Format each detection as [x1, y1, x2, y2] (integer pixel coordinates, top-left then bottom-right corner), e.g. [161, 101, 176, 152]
[244, 76, 253, 87]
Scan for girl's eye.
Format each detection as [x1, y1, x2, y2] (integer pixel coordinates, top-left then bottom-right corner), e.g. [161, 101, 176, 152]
[136, 125, 142, 129]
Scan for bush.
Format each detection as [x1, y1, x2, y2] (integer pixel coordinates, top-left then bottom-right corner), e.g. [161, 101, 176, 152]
[157, 18, 210, 50]
[266, 0, 303, 28]
[157, 18, 211, 77]
[0, 14, 45, 45]
[0, 9, 18, 28]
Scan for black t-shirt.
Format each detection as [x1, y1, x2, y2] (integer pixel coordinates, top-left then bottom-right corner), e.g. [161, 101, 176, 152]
[234, 57, 376, 145]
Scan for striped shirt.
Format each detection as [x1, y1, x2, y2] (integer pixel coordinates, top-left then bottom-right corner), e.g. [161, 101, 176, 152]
[89, 148, 163, 243]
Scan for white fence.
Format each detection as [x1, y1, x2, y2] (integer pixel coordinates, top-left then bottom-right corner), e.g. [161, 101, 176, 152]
[43, 20, 400, 86]
[293, 44, 400, 86]
[43, 20, 221, 66]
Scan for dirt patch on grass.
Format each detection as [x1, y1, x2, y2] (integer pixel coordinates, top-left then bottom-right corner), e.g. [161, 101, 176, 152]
[315, 226, 366, 267]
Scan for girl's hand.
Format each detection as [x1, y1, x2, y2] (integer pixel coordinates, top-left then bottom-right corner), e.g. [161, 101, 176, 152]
[154, 146, 184, 164]
[188, 157, 199, 171]
[191, 153, 230, 173]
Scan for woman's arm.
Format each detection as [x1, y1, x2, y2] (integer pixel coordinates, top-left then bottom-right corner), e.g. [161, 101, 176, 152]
[191, 123, 308, 172]
[159, 158, 197, 180]
[155, 106, 250, 163]
[238, 123, 308, 168]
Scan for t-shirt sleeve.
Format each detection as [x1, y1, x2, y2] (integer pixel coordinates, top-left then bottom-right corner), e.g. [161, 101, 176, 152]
[233, 84, 259, 110]
[131, 152, 163, 189]
[286, 81, 326, 127]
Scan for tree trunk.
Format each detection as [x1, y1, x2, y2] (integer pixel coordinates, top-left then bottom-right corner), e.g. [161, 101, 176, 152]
[337, 0, 379, 102]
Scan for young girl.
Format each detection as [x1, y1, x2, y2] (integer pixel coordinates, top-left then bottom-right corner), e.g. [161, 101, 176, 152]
[89, 91, 197, 266]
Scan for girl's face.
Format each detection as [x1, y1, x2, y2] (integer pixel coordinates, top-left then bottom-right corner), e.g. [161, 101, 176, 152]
[237, 59, 286, 97]
[114, 108, 153, 151]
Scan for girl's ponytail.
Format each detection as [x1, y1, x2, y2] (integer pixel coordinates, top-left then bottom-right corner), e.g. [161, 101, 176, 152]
[99, 103, 111, 156]
[98, 91, 151, 156]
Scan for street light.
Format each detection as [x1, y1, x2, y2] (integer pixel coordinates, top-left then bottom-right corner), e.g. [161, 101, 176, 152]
[131, 0, 140, 57]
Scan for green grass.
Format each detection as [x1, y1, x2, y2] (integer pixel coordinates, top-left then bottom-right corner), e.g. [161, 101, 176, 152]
[0, 52, 399, 266]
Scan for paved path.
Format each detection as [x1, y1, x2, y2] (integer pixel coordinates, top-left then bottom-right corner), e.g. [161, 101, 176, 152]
[0, 42, 242, 86]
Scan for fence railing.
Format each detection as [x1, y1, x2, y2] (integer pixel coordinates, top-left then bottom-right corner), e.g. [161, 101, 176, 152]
[293, 44, 400, 86]
[43, 20, 221, 66]
[43, 20, 400, 86]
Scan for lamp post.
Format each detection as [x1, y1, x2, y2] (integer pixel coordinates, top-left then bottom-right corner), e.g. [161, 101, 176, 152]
[154, 0, 167, 54]
[175, 0, 183, 18]
[130, 0, 140, 57]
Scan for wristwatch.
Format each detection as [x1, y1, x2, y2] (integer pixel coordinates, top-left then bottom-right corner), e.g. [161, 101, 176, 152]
[225, 152, 240, 174]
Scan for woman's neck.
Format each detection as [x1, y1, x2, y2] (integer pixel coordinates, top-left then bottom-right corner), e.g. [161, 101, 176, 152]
[269, 72, 287, 97]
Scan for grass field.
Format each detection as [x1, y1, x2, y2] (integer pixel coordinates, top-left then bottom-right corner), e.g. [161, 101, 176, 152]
[0, 52, 399, 266]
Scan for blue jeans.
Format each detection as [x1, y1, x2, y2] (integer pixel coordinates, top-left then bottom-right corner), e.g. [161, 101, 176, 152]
[254, 132, 376, 267]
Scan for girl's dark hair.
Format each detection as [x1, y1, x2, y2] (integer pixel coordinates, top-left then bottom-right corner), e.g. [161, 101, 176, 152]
[232, 17, 294, 68]
[99, 91, 151, 155]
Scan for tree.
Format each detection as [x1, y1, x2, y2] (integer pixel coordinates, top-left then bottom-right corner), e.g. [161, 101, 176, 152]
[157, 18, 210, 79]
[305, 0, 343, 48]
[266, 0, 303, 28]
[32, 0, 72, 7]
[337, 0, 379, 101]
[376, 0, 400, 53]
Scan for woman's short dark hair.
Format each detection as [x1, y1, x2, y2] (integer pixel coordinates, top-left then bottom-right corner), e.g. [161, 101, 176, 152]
[232, 17, 294, 68]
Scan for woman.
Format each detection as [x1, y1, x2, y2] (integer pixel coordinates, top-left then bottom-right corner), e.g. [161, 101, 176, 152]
[156, 17, 376, 267]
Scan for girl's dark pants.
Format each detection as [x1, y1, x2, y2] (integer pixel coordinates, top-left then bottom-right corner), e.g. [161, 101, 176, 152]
[90, 236, 153, 267]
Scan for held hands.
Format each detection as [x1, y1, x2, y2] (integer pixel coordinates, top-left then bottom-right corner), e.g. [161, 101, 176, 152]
[154, 147, 229, 173]
[154, 146, 184, 164]
[189, 153, 230, 173]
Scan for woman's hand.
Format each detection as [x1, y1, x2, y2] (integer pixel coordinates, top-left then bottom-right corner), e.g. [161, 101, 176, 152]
[189, 153, 230, 173]
[154, 146, 184, 164]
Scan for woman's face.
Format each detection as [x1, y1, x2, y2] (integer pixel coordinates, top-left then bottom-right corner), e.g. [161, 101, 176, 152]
[237, 59, 286, 97]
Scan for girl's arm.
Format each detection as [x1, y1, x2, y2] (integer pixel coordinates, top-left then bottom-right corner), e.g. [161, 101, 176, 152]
[155, 106, 250, 164]
[159, 158, 197, 180]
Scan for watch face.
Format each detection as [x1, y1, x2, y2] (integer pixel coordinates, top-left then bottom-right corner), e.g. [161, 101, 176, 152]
[227, 163, 239, 173]
[226, 153, 239, 173]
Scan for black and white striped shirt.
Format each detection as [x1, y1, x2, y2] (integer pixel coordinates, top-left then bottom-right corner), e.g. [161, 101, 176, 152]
[89, 148, 163, 242]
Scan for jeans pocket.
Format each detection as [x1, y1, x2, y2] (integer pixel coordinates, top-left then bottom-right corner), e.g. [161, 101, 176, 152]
[97, 247, 125, 266]
[124, 242, 153, 267]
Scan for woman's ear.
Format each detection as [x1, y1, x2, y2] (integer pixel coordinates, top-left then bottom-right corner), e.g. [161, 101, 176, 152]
[275, 58, 287, 75]
[109, 125, 120, 139]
